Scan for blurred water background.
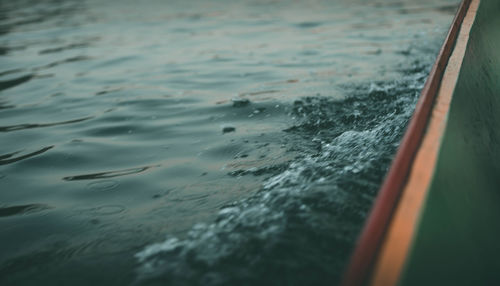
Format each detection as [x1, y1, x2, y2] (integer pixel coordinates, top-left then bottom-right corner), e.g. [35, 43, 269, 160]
[0, 0, 458, 285]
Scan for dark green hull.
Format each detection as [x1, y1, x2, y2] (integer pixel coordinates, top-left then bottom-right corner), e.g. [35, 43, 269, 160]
[401, 0, 500, 284]
[342, 0, 500, 285]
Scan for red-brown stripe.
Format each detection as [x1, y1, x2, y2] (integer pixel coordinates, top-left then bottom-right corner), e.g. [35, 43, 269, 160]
[340, 1, 473, 285]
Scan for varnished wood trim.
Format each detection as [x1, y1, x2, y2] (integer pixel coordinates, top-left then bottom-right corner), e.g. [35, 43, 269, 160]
[341, 0, 474, 285]
[370, 0, 480, 284]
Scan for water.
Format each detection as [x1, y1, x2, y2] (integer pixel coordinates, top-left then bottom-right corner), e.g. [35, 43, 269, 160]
[0, 0, 458, 285]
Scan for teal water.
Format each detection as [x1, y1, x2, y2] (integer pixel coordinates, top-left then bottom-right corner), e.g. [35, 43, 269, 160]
[1, 0, 457, 285]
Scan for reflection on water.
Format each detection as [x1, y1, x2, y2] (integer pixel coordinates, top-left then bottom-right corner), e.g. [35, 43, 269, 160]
[0, 0, 458, 285]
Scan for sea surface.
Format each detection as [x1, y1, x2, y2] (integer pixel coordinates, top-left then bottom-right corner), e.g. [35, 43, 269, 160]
[1, 0, 457, 285]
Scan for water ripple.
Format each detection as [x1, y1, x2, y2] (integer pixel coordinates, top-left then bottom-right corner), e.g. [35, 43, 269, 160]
[38, 42, 91, 55]
[0, 116, 94, 132]
[32, 56, 91, 71]
[0, 146, 54, 166]
[87, 180, 119, 191]
[63, 165, 159, 181]
[0, 204, 51, 218]
[0, 100, 15, 110]
[0, 68, 25, 77]
[0, 74, 33, 91]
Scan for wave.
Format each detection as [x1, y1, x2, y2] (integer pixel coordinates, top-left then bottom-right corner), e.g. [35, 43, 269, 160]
[134, 54, 433, 285]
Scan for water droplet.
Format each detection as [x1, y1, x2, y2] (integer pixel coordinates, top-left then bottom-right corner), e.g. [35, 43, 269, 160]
[222, 126, 236, 134]
[231, 98, 250, 107]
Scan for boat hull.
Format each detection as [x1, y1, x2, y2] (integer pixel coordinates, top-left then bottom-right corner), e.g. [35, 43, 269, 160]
[401, 0, 500, 284]
[343, 0, 500, 285]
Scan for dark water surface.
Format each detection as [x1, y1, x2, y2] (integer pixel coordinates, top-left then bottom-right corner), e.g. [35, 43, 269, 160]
[1, 0, 457, 285]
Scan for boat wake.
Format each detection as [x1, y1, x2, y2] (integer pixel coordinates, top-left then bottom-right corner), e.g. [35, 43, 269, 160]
[134, 51, 437, 286]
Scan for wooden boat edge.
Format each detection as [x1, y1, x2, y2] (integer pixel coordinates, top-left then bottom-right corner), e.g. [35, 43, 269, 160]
[340, 0, 475, 285]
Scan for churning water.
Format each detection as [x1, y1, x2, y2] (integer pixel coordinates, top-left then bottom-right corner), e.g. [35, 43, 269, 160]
[1, 0, 457, 285]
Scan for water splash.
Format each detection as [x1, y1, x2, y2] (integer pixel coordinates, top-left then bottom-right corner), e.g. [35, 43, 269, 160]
[134, 56, 433, 285]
